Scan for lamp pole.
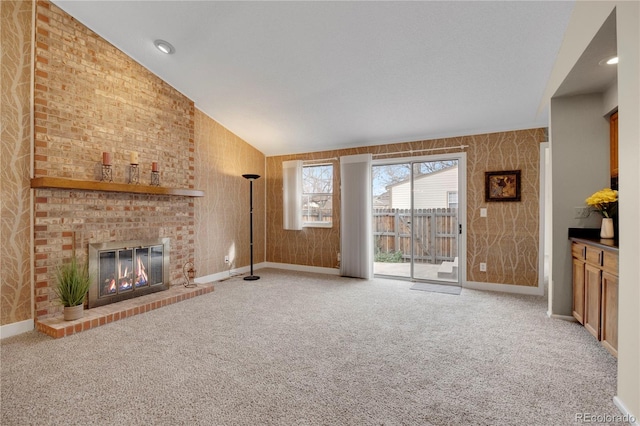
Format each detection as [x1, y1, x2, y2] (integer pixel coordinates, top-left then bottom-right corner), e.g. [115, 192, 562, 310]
[242, 174, 260, 281]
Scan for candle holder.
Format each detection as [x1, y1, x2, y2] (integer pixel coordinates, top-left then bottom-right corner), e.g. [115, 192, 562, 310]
[151, 171, 160, 186]
[101, 164, 113, 182]
[128, 164, 140, 184]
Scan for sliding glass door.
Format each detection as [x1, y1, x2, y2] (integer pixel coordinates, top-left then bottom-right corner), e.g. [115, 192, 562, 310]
[373, 156, 462, 285]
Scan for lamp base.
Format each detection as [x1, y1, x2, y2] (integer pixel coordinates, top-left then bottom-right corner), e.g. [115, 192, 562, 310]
[243, 275, 260, 281]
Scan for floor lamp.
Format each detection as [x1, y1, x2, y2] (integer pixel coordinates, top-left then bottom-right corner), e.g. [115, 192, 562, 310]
[242, 174, 260, 281]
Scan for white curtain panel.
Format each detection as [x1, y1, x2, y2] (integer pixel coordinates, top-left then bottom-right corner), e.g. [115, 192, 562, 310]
[340, 154, 373, 279]
[282, 160, 303, 230]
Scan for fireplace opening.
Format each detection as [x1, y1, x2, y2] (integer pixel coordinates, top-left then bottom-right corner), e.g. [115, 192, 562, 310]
[89, 238, 170, 308]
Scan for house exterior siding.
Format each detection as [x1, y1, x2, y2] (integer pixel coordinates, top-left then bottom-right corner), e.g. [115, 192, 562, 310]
[388, 166, 458, 209]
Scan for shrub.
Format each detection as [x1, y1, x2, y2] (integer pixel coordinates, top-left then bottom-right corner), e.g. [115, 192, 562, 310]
[374, 249, 404, 263]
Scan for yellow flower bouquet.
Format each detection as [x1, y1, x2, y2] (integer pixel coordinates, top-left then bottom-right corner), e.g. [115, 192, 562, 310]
[586, 188, 618, 218]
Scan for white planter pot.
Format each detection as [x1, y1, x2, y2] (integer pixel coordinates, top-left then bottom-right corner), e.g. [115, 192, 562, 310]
[600, 218, 614, 239]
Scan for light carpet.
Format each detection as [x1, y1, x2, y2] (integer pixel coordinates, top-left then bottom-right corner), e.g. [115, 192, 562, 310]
[1, 269, 619, 425]
[410, 282, 462, 295]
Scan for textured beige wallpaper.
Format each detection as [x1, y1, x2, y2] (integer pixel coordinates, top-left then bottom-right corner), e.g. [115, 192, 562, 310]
[465, 130, 542, 285]
[267, 129, 544, 286]
[194, 110, 266, 277]
[1, 0, 33, 325]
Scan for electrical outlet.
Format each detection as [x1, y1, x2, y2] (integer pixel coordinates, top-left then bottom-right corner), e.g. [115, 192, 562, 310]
[337, 252, 341, 262]
[574, 207, 590, 219]
[224, 256, 229, 264]
[480, 208, 487, 218]
[479, 262, 487, 272]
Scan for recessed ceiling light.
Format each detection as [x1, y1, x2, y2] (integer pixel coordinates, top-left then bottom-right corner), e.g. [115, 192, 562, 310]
[154, 39, 175, 55]
[599, 56, 618, 66]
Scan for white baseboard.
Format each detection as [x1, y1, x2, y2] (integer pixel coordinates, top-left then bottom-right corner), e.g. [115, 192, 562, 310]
[464, 281, 545, 296]
[194, 262, 266, 284]
[547, 312, 578, 322]
[195, 262, 339, 284]
[613, 396, 639, 425]
[0, 319, 34, 339]
[262, 262, 340, 275]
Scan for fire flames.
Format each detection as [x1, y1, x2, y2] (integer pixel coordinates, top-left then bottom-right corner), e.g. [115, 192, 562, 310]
[103, 254, 148, 294]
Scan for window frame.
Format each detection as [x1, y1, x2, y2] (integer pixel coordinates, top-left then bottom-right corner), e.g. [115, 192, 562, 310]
[302, 163, 334, 228]
[447, 191, 458, 209]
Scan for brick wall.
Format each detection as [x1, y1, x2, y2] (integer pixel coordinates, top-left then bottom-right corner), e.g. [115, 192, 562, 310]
[33, 1, 196, 318]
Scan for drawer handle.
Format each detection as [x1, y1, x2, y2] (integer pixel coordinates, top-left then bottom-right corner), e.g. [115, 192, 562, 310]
[582, 247, 586, 258]
[598, 252, 603, 266]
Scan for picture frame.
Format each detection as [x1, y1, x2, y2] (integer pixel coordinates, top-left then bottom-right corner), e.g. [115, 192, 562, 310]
[485, 170, 521, 202]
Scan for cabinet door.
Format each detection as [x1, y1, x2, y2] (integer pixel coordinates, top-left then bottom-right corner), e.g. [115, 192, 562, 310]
[610, 111, 618, 178]
[601, 272, 618, 357]
[572, 258, 585, 324]
[584, 264, 602, 339]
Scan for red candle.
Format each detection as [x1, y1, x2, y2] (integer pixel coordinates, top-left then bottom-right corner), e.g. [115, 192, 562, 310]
[102, 152, 111, 166]
[152, 162, 159, 172]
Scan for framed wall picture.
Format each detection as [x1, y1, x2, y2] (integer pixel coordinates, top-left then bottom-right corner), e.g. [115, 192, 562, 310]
[485, 170, 521, 202]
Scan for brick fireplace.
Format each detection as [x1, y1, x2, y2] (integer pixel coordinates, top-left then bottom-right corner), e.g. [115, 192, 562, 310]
[32, 1, 198, 321]
[33, 190, 195, 319]
[32, 184, 213, 338]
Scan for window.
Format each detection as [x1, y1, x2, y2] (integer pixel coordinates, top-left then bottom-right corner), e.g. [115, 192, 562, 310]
[302, 164, 333, 227]
[447, 191, 458, 208]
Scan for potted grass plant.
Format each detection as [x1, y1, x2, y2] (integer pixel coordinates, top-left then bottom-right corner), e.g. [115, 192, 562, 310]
[54, 256, 91, 321]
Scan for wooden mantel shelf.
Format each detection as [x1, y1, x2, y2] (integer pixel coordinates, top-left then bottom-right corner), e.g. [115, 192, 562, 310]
[31, 177, 204, 197]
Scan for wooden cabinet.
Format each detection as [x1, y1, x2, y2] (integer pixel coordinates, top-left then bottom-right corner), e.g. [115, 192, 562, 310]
[571, 239, 618, 357]
[601, 272, 618, 357]
[610, 111, 618, 178]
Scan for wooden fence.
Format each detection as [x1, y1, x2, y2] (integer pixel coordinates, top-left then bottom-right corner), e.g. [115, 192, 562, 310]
[303, 209, 332, 223]
[373, 208, 458, 264]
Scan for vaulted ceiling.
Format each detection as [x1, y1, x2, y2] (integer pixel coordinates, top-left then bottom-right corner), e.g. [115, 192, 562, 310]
[53, 1, 576, 156]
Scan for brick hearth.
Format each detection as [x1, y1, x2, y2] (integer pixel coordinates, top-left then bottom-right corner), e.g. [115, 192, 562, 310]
[36, 283, 214, 338]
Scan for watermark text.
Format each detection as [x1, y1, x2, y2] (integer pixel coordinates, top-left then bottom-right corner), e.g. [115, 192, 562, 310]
[575, 413, 636, 424]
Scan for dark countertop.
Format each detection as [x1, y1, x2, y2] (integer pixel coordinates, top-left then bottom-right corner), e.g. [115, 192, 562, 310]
[568, 228, 619, 251]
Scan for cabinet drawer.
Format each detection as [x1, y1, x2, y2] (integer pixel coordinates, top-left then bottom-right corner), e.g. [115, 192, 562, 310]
[603, 250, 618, 275]
[572, 243, 586, 259]
[585, 246, 603, 266]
